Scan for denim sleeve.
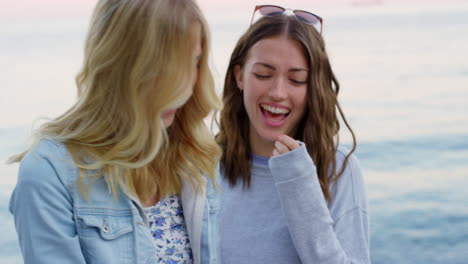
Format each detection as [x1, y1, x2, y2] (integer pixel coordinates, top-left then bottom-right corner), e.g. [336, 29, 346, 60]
[9, 150, 87, 263]
[201, 165, 221, 264]
[268, 144, 370, 264]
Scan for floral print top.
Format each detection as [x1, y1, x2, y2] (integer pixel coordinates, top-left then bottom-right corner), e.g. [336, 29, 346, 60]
[143, 195, 193, 264]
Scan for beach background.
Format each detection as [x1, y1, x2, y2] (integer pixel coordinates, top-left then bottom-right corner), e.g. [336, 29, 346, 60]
[1, 0, 468, 263]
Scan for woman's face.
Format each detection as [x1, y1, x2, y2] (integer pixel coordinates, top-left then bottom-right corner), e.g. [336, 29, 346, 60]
[161, 23, 202, 128]
[235, 35, 308, 156]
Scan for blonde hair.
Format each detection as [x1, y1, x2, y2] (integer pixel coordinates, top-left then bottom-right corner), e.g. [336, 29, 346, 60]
[11, 0, 221, 203]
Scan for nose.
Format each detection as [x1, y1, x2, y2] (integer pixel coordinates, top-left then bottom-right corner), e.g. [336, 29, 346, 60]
[268, 77, 288, 101]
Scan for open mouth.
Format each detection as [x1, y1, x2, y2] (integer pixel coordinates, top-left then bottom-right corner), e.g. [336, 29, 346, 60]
[260, 104, 290, 122]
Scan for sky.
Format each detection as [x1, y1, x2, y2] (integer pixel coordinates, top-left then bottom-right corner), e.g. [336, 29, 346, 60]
[1, 0, 468, 20]
[1, 0, 468, 129]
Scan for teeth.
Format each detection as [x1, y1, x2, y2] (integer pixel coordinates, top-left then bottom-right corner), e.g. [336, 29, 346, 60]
[261, 104, 290, 114]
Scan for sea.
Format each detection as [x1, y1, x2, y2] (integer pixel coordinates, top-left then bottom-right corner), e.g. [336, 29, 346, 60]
[1, 3, 467, 264]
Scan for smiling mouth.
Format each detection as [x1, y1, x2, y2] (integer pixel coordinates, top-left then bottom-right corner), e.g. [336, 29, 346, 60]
[260, 104, 290, 122]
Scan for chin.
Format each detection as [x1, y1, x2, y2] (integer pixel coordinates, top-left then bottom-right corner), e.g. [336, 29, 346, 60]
[259, 128, 283, 142]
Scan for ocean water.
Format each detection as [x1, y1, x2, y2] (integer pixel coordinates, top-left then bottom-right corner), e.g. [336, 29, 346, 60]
[1, 5, 468, 264]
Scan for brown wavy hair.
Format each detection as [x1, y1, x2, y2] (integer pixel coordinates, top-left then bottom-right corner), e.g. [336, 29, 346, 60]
[216, 15, 356, 201]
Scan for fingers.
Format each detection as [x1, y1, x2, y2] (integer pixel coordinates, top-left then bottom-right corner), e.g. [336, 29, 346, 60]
[272, 148, 281, 157]
[274, 140, 290, 155]
[272, 134, 300, 156]
[277, 134, 300, 150]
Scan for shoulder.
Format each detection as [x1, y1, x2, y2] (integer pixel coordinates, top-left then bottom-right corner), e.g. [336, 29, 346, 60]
[10, 139, 79, 216]
[335, 145, 363, 184]
[328, 145, 368, 218]
[22, 139, 69, 161]
[18, 139, 77, 188]
[335, 145, 360, 168]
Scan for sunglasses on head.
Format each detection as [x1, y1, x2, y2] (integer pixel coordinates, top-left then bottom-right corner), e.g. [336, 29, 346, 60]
[250, 5, 323, 34]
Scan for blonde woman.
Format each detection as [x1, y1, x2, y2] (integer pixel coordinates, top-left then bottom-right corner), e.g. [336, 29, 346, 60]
[8, 0, 220, 263]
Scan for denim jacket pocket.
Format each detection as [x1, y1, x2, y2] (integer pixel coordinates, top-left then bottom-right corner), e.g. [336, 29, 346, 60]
[77, 213, 133, 240]
[76, 212, 135, 264]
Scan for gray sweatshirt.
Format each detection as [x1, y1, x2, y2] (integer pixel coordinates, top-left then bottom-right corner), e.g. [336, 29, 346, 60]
[219, 143, 370, 264]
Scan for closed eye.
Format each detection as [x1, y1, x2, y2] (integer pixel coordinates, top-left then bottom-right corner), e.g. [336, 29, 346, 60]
[254, 73, 271, 79]
[290, 79, 307, 85]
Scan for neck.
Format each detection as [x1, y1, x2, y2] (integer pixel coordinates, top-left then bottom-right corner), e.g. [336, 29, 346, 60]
[141, 190, 161, 208]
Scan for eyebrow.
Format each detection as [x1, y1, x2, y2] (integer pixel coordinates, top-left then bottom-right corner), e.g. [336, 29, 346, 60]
[254, 62, 308, 72]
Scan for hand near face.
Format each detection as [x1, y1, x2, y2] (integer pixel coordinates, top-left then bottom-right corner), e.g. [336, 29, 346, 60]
[272, 134, 300, 157]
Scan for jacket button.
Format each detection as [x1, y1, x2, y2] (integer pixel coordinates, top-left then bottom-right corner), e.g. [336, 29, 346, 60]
[103, 225, 110, 233]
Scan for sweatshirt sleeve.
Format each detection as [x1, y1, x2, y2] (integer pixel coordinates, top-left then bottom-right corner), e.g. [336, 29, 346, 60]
[9, 147, 87, 264]
[268, 143, 370, 264]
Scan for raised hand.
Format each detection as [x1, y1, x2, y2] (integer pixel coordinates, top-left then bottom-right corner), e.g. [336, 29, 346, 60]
[272, 134, 300, 157]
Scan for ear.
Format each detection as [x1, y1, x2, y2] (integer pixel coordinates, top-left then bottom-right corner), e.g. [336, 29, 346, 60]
[234, 64, 243, 91]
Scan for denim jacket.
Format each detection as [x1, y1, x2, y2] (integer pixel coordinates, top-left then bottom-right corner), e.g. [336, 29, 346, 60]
[9, 140, 220, 264]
